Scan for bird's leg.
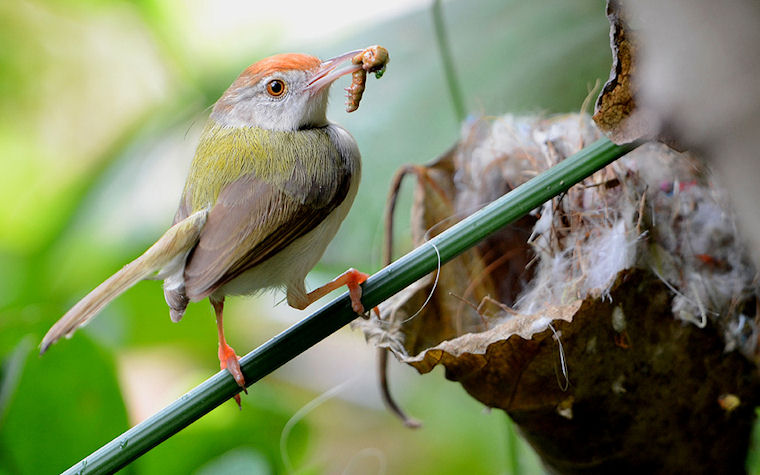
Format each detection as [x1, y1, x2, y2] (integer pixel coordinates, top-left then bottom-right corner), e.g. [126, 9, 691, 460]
[304, 268, 379, 317]
[211, 297, 246, 408]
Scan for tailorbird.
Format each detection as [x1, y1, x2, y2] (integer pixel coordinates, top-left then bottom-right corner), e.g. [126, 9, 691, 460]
[41, 46, 389, 405]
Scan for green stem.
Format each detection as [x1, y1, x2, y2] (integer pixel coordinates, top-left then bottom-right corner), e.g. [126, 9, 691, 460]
[505, 414, 521, 474]
[63, 137, 637, 474]
[432, 0, 467, 122]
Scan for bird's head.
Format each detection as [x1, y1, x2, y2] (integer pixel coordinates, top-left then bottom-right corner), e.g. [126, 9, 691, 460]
[211, 50, 364, 131]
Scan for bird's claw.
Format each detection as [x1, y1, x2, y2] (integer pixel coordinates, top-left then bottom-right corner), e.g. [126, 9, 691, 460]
[219, 342, 246, 408]
[219, 347, 246, 387]
[345, 269, 379, 318]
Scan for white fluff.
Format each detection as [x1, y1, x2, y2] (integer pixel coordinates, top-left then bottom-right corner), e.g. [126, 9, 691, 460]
[581, 221, 637, 299]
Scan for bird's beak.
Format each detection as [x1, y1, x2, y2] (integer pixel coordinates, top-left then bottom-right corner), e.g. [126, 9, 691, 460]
[306, 49, 364, 92]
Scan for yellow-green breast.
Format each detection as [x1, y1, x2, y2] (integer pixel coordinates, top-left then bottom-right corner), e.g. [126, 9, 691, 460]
[183, 120, 342, 213]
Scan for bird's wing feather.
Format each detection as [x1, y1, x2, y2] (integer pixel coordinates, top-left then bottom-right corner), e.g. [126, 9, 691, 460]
[183, 170, 351, 301]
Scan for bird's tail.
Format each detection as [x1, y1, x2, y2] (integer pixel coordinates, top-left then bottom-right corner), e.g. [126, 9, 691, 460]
[40, 210, 207, 354]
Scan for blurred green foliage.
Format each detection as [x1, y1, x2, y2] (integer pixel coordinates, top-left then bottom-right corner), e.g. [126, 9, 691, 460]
[6, 0, 751, 474]
[0, 336, 129, 473]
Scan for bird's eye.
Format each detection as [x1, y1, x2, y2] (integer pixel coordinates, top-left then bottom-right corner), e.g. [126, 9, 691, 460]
[266, 79, 286, 97]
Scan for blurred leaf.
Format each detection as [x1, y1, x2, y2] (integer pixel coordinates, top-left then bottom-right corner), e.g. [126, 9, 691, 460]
[0, 337, 31, 429]
[0, 334, 128, 474]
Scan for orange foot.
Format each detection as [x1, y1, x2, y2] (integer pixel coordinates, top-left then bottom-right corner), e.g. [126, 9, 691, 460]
[219, 341, 247, 408]
[306, 268, 380, 317]
[212, 297, 247, 408]
[343, 269, 377, 316]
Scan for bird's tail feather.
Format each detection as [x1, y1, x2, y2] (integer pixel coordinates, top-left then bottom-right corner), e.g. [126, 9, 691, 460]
[40, 210, 207, 354]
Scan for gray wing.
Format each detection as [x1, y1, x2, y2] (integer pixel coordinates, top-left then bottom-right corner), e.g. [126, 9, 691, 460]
[182, 169, 351, 301]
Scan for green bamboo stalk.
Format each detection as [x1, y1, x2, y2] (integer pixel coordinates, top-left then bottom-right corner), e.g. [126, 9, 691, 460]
[63, 137, 637, 474]
[432, 0, 466, 123]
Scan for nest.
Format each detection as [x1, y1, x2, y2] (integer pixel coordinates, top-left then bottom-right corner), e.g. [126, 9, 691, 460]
[356, 113, 760, 472]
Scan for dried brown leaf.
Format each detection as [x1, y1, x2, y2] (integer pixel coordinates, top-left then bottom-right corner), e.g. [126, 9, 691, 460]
[593, 0, 655, 143]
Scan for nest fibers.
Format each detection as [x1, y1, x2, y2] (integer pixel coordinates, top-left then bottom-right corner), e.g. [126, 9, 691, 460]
[360, 113, 759, 361]
[357, 113, 760, 471]
[519, 134, 759, 359]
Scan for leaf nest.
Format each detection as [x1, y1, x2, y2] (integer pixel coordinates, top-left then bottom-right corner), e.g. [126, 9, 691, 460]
[356, 113, 760, 471]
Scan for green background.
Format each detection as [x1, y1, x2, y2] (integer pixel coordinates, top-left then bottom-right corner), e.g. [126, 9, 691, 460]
[2, 0, 756, 473]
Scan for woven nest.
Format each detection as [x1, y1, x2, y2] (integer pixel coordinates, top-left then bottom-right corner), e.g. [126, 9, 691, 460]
[357, 113, 760, 473]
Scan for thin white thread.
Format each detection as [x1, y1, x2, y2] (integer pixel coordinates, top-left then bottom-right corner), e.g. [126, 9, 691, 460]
[548, 323, 569, 391]
[280, 378, 355, 474]
[381, 204, 485, 327]
[377, 198, 532, 328]
[382, 198, 531, 327]
[688, 281, 708, 329]
[399, 241, 442, 325]
[650, 265, 688, 299]
[341, 447, 387, 475]
[650, 265, 717, 327]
